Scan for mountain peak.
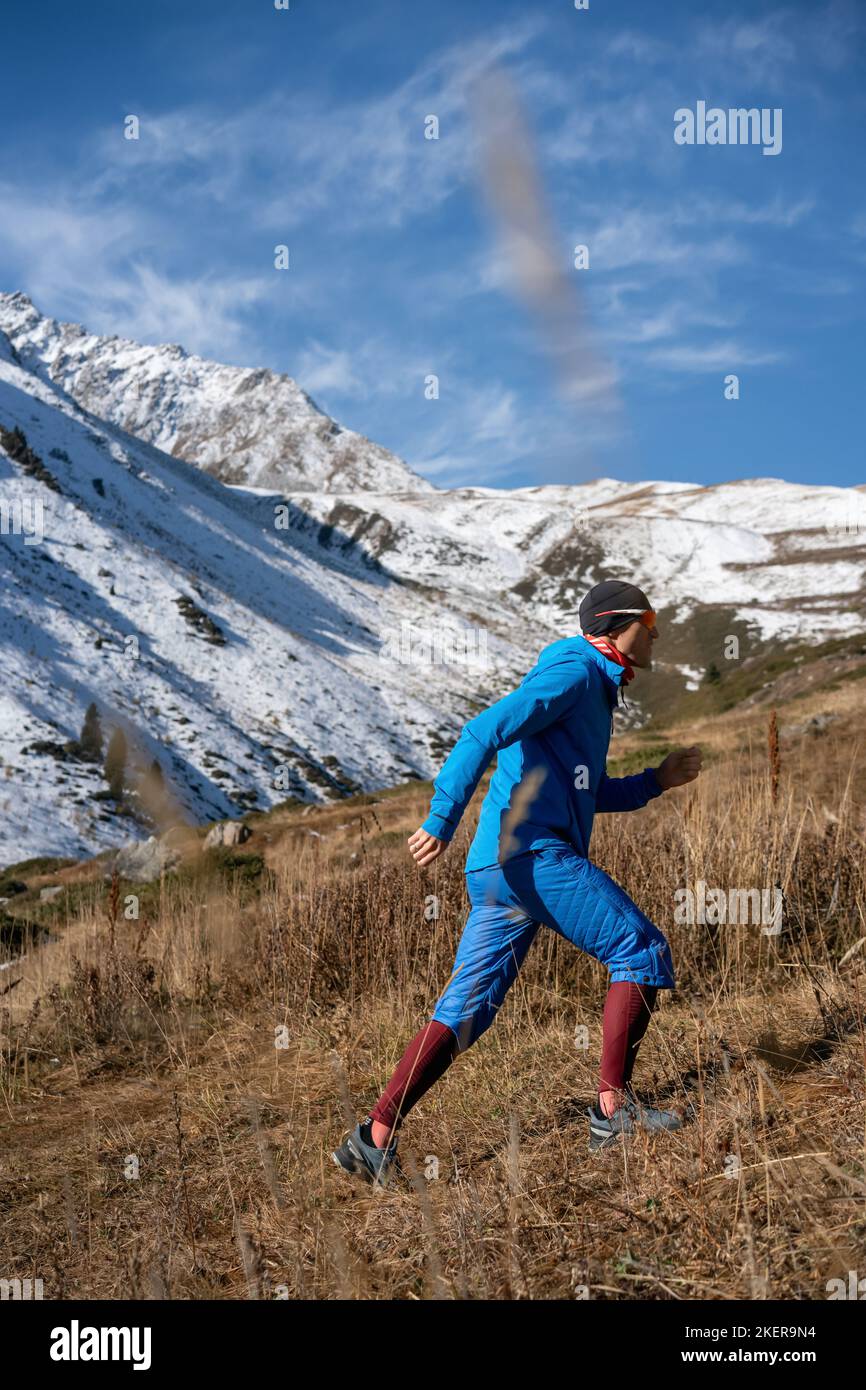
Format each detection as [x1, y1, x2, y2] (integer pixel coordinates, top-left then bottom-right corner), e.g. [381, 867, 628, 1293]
[0, 290, 434, 495]
[0, 289, 35, 306]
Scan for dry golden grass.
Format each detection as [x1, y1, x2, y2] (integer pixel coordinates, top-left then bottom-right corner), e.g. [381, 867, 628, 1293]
[1, 690, 865, 1300]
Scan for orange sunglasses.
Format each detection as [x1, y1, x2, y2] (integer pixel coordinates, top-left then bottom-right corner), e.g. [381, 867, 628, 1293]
[597, 608, 657, 629]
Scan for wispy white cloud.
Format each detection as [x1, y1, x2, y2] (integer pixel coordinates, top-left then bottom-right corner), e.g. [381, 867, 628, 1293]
[91, 20, 544, 233]
[604, 296, 739, 346]
[692, 2, 864, 94]
[0, 184, 275, 359]
[583, 209, 746, 273]
[545, 93, 664, 167]
[0, 182, 140, 295]
[693, 14, 798, 88]
[294, 341, 367, 398]
[293, 335, 451, 405]
[407, 374, 625, 486]
[409, 381, 537, 482]
[604, 31, 671, 65]
[647, 340, 785, 372]
[807, 0, 866, 69]
[678, 195, 814, 229]
[558, 194, 820, 378]
[103, 265, 273, 358]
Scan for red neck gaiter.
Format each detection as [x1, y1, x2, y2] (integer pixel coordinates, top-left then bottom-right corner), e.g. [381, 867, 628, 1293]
[581, 632, 634, 685]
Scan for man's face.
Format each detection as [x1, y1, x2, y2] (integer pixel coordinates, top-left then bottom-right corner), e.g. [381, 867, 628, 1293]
[610, 617, 657, 668]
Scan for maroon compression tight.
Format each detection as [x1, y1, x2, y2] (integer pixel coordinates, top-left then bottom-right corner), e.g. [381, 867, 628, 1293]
[369, 1019, 459, 1133]
[368, 981, 657, 1134]
[598, 980, 658, 1096]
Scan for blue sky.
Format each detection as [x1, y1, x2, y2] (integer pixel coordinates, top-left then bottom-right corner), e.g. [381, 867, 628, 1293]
[1, 0, 864, 489]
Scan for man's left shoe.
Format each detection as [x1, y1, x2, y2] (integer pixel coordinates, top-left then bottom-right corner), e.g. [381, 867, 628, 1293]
[588, 1096, 682, 1152]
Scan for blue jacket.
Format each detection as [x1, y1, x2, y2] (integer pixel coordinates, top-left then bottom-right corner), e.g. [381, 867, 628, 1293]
[421, 635, 664, 871]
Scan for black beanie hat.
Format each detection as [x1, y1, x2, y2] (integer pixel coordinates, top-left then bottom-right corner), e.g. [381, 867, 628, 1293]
[579, 579, 653, 637]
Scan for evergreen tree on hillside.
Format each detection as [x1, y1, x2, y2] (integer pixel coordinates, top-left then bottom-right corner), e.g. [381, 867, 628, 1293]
[79, 702, 103, 762]
[139, 758, 168, 825]
[104, 727, 128, 800]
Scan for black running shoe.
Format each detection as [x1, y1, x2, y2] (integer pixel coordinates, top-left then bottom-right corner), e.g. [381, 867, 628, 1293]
[588, 1097, 682, 1152]
[331, 1116, 398, 1187]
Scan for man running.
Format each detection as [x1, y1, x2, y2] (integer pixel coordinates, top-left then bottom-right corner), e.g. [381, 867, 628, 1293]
[333, 579, 702, 1183]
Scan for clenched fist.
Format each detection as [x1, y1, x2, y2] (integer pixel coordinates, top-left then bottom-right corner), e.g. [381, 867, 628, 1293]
[408, 827, 448, 867]
[655, 746, 703, 790]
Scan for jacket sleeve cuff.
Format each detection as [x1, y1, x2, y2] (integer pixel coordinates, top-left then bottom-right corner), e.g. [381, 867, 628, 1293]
[421, 812, 456, 841]
[646, 766, 665, 798]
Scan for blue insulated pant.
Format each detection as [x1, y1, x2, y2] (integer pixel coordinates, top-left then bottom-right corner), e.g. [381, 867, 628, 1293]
[431, 844, 675, 1052]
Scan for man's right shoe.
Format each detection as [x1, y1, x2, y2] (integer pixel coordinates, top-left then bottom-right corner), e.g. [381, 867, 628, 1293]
[331, 1116, 399, 1187]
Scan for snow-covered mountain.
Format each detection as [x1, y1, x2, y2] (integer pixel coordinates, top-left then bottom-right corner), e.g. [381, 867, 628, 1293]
[0, 324, 538, 862]
[283, 478, 866, 644]
[1, 292, 864, 863]
[0, 292, 431, 493]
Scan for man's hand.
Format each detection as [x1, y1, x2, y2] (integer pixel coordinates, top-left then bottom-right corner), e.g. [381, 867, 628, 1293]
[408, 827, 448, 867]
[655, 746, 703, 790]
